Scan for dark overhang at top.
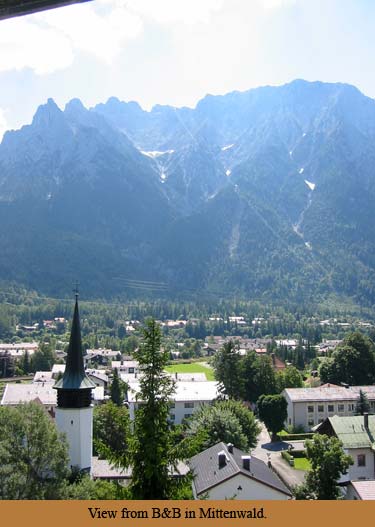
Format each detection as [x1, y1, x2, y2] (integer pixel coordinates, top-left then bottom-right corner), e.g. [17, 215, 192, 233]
[0, 0, 92, 21]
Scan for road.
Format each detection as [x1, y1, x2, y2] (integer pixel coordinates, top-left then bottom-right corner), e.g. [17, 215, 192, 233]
[252, 421, 307, 490]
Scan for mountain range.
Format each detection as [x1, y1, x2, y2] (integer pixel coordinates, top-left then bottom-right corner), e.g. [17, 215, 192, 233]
[1, 79, 375, 304]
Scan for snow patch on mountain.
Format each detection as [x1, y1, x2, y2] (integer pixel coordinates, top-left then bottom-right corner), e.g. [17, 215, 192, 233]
[299, 168, 304, 174]
[221, 144, 234, 151]
[141, 150, 174, 158]
[304, 180, 315, 191]
[226, 169, 231, 176]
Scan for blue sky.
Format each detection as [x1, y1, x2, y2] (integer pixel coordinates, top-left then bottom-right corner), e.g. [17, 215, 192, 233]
[0, 0, 374, 139]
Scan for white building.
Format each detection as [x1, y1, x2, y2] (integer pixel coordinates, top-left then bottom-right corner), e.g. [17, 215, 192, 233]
[111, 360, 139, 374]
[33, 371, 54, 383]
[127, 380, 220, 424]
[1, 380, 104, 410]
[1, 382, 57, 415]
[0, 342, 38, 358]
[54, 297, 97, 472]
[282, 384, 375, 430]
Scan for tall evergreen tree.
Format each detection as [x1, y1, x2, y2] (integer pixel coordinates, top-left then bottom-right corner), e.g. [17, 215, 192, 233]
[129, 319, 178, 499]
[110, 368, 123, 406]
[356, 389, 370, 415]
[212, 340, 242, 399]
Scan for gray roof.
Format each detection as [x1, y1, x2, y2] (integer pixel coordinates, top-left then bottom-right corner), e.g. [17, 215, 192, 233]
[189, 442, 292, 497]
[1, 383, 57, 406]
[91, 457, 131, 480]
[284, 385, 375, 403]
[128, 380, 220, 403]
[349, 480, 375, 500]
[91, 457, 189, 480]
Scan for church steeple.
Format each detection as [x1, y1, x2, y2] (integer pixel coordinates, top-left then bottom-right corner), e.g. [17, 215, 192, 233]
[54, 292, 95, 407]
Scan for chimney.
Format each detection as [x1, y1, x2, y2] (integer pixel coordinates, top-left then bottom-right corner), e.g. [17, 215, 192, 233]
[218, 451, 227, 468]
[227, 443, 234, 454]
[242, 455, 251, 471]
[364, 412, 369, 429]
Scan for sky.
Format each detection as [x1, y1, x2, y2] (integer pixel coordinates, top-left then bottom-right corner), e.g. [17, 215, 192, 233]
[0, 0, 375, 139]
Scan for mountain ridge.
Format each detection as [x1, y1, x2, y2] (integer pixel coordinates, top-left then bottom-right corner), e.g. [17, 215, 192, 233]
[1, 79, 375, 303]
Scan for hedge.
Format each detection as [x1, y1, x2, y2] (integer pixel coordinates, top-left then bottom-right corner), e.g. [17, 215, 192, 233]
[277, 432, 315, 441]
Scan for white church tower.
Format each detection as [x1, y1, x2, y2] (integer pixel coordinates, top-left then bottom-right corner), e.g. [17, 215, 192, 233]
[54, 292, 96, 472]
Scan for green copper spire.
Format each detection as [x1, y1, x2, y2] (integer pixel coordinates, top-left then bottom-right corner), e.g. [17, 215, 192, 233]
[54, 293, 95, 392]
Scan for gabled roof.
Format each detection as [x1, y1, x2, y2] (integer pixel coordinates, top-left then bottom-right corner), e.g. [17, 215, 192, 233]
[1, 382, 57, 406]
[349, 480, 375, 500]
[127, 380, 220, 403]
[315, 415, 375, 449]
[189, 442, 291, 497]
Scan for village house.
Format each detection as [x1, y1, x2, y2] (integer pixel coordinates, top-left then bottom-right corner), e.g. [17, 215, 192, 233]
[345, 480, 375, 500]
[282, 384, 375, 430]
[189, 442, 292, 500]
[314, 414, 375, 483]
[84, 348, 120, 366]
[127, 380, 220, 424]
[0, 341, 38, 358]
[111, 359, 139, 374]
[0, 381, 105, 409]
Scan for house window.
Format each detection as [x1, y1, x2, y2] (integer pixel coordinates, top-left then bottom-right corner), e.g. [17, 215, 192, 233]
[169, 402, 175, 409]
[318, 404, 324, 413]
[358, 454, 366, 467]
[184, 402, 194, 408]
[169, 414, 175, 421]
[184, 413, 192, 419]
[348, 404, 355, 412]
[308, 405, 314, 413]
[338, 404, 345, 412]
[328, 404, 334, 412]
[308, 418, 314, 426]
[129, 367, 134, 373]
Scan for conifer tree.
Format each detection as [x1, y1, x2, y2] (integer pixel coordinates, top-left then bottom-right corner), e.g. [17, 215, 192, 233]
[129, 319, 178, 499]
[212, 340, 242, 399]
[110, 368, 123, 406]
[356, 389, 370, 415]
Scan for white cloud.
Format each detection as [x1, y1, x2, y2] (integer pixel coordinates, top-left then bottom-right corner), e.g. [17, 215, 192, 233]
[0, 17, 73, 74]
[258, 0, 297, 9]
[127, 0, 224, 25]
[0, 108, 8, 142]
[0, 2, 143, 75]
[38, 4, 143, 63]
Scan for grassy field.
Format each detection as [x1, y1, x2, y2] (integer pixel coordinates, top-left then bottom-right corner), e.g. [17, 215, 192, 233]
[294, 457, 311, 471]
[165, 362, 215, 381]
